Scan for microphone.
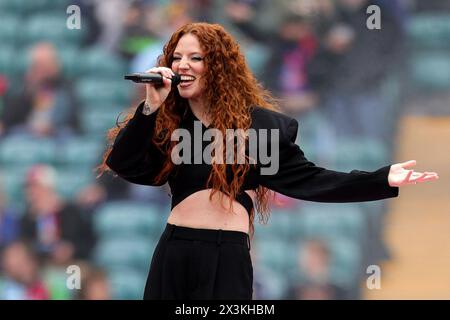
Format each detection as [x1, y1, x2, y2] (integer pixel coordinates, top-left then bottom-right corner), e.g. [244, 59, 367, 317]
[124, 72, 181, 86]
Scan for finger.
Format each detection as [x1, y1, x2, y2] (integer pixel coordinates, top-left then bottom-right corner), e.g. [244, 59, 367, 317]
[146, 67, 170, 77]
[421, 173, 439, 180]
[146, 67, 161, 73]
[411, 172, 428, 181]
[411, 171, 432, 179]
[162, 76, 172, 87]
[403, 169, 413, 183]
[161, 68, 173, 79]
[401, 160, 417, 169]
[415, 172, 439, 179]
[415, 175, 439, 183]
[424, 172, 439, 177]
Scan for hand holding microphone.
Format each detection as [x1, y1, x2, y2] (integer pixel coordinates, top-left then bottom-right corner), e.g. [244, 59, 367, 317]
[125, 67, 179, 114]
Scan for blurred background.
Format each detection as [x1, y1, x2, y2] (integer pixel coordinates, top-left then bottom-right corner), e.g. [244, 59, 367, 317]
[0, 0, 448, 300]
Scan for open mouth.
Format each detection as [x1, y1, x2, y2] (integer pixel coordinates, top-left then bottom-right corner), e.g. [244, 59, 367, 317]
[180, 75, 196, 82]
[179, 75, 196, 88]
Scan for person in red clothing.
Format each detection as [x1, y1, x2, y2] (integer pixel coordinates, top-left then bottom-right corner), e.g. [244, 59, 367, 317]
[20, 164, 96, 263]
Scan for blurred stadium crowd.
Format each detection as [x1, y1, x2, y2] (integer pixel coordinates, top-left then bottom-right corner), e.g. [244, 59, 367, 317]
[0, 0, 449, 300]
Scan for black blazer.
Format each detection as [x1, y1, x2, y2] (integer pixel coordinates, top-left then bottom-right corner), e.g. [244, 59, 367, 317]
[106, 101, 398, 209]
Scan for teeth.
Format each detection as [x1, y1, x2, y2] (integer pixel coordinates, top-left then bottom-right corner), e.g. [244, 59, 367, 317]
[180, 75, 195, 81]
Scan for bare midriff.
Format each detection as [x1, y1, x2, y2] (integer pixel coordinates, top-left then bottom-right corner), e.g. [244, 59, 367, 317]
[167, 189, 256, 234]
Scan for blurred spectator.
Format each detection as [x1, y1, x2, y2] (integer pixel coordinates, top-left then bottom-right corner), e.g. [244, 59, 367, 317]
[116, 0, 160, 61]
[227, 7, 319, 115]
[19, 164, 96, 263]
[0, 42, 80, 139]
[411, 0, 450, 12]
[212, 0, 287, 34]
[0, 241, 50, 300]
[130, 1, 194, 73]
[0, 186, 20, 251]
[0, 75, 9, 136]
[92, 0, 134, 52]
[71, 0, 103, 46]
[250, 240, 289, 299]
[284, 239, 346, 299]
[76, 265, 111, 300]
[76, 182, 107, 215]
[307, 0, 405, 142]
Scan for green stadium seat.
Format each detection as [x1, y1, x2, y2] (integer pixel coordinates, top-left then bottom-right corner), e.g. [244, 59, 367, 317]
[297, 109, 336, 165]
[410, 53, 450, 90]
[293, 203, 366, 242]
[408, 14, 450, 49]
[81, 103, 125, 114]
[0, 46, 15, 78]
[76, 78, 132, 106]
[93, 201, 164, 239]
[0, 165, 29, 205]
[244, 42, 270, 79]
[26, 0, 70, 12]
[255, 208, 300, 240]
[0, 0, 23, 13]
[333, 137, 389, 172]
[327, 238, 362, 288]
[254, 237, 292, 273]
[57, 46, 81, 79]
[22, 13, 85, 47]
[79, 47, 127, 77]
[8, 48, 29, 77]
[80, 108, 123, 138]
[108, 268, 148, 300]
[0, 0, 70, 14]
[56, 137, 104, 168]
[94, 237, 156, 272]
[0, 14, 21, 46]
[0, 136, 57, 165]
[55, 168, 93, 199]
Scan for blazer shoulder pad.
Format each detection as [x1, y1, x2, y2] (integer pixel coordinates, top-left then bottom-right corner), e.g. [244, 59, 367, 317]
[250, 105, 298, 143]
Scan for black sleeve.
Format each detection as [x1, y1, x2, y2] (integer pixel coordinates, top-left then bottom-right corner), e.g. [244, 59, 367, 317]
[258, 117, 399, 202]
[105, 101, 168, 186]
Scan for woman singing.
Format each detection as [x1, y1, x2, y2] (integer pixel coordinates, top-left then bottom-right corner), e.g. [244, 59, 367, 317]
[97, 22, 438, 299]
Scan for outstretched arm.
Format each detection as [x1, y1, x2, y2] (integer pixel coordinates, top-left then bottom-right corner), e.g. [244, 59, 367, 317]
[257, 116, 398, 203]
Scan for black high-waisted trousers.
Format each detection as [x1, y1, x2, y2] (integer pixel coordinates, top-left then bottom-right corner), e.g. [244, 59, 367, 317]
[143, 223, 253, 300]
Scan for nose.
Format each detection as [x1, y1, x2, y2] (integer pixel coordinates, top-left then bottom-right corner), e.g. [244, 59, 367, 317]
[178, 57, 190, 71]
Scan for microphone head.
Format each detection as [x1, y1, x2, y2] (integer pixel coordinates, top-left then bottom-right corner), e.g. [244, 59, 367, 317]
[170, 72, 181, 86]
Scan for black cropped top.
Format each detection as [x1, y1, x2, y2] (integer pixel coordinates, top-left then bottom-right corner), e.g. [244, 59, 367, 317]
[106, 101, 399, 215]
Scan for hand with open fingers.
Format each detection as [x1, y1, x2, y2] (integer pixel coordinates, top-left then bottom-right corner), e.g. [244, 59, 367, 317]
[388, 160, 439, 187]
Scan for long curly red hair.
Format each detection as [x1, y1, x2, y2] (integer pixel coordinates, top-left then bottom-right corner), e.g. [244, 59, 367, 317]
[98, 22, 280, 236]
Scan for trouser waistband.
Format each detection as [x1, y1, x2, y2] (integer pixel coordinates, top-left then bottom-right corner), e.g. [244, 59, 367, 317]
[164, 223, 251, 250]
